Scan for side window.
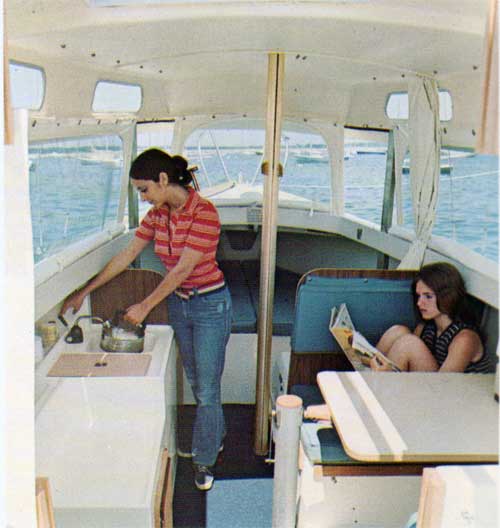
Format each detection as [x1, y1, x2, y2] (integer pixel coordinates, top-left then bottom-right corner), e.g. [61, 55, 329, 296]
[401, 149, 499, 261]
[136, 122, 175, 218]
[29, 135, 123, 263]
[9, 61, 45, 110]
[280, 130, 330, 208]
[344, 129, 388, 224]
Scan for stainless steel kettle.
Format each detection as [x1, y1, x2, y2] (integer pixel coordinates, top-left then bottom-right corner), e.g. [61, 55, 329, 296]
[100, 310, 145, 353]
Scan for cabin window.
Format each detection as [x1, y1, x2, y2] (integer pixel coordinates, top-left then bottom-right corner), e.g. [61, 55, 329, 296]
[400, 150, 498, 262]
[29, 135, 124, 263]
[9, 61, 45, 110]
[136, 121, 175, 217]
[184, 127, 266, 190]
[279, 130, 330, 208]
[385, 90, 453, 121]
[92, 81, 142, 113]
[184, 123, 331, 210]
[344, 130, 388, 225]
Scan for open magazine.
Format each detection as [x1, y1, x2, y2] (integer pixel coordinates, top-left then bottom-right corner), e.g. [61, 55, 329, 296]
[329, 304, 401, 372]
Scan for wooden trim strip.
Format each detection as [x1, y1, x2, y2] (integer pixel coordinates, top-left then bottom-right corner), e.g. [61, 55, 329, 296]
[317, 463, 425, 478]
[35, 477, 56, 528]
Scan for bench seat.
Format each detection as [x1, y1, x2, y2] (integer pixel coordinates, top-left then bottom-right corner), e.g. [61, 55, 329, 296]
[219, 260, 299, 336]
[287, 269, 417, 389]
[301, 421, 426, 477]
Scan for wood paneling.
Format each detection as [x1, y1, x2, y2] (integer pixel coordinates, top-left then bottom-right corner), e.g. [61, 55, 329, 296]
[288, 352, 352, 391]
[90, 269, 168, 325]
[317, 463, 426, 478]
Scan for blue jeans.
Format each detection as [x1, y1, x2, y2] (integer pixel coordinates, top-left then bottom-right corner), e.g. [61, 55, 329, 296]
[167, 285, 232, 466]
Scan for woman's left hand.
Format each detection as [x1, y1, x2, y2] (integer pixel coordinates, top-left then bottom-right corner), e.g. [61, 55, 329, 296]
[124, 302, 150, 325]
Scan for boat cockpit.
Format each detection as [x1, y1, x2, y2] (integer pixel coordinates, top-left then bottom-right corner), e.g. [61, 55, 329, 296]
[3, 1, 498, 527]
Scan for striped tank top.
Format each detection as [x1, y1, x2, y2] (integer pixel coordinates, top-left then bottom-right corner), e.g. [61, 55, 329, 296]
[420, 320, 491, 373]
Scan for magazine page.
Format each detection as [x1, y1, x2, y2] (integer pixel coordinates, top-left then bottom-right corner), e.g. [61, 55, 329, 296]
[351, 331, 401, 372]
[329, 303, 354, 351]
[329, 306, 338, 329]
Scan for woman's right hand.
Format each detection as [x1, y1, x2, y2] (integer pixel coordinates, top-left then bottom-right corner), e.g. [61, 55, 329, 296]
[60, 290, 87, 316]
[369, 355, 393, 372]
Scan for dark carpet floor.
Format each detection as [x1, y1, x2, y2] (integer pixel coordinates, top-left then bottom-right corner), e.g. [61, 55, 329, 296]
[173, 404, 274, 528]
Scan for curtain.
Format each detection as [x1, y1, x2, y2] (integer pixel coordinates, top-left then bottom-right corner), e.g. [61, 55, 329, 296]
[398, 76, 441, 269]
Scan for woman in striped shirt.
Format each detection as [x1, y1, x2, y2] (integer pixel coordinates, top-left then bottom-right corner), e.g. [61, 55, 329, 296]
[61, 148, 232, 491]
[372, 262, 490, 373]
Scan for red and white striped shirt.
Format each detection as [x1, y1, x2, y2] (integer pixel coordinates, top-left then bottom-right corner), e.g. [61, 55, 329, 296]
[135, 187, 225, 296]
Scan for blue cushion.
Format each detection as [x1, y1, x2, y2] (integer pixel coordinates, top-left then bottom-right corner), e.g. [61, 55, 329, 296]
[219, 261, 257, 333]
[241, 260, 299, 336]
[292, 276, 416, 352]
[290, 384, 324, 408]
[301, 422, 362, 465]
[220, 260, 299, 335]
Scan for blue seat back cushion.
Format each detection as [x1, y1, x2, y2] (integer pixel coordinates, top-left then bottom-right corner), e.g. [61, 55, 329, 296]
[241, 260, 299, 336]
[292, 276, 416, 352]
[219, 260, 299, 335]
[219, 260, 257, 333]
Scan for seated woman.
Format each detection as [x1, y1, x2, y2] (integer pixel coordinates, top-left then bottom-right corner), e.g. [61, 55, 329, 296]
[304, 262, 490, 421]
[372, 262, 489, 373]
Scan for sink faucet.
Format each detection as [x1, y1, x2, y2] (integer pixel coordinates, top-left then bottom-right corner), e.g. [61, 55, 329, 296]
[64, 315, 104, 344]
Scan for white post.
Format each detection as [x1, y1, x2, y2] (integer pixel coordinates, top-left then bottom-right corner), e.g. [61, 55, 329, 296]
[272, 394, 303, 528]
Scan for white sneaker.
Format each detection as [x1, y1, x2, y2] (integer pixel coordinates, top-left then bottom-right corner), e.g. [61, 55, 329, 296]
[194, 465, 214, 491]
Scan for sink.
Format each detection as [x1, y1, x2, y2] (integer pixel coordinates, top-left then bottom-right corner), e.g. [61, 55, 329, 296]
[37, 324, 174, 390]
[48, 353, 152, 377]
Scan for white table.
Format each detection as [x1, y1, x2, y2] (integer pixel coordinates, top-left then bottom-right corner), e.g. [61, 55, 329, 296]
[317, 371, 499, 463]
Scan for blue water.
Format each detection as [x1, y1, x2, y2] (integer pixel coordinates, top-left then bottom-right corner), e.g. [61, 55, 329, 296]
[29, 145, 498, 263]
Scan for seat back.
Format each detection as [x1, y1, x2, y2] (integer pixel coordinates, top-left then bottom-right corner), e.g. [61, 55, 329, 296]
[292, 268, 417, 354]
[287, 268, 417, 388]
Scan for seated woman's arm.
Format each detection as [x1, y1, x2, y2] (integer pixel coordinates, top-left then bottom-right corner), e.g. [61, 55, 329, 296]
[439, 329, 484, 372]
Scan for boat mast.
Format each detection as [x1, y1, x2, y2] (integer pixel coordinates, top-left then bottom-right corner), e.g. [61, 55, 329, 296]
[254, 52, 285, 455]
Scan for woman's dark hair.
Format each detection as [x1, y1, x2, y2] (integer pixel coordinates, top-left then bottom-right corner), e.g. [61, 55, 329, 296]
[412, 262, 478, 326]
[129, 148, 193, 187]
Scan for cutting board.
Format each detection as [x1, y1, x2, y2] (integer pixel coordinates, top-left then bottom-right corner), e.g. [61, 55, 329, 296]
[47, 353, 152, 377]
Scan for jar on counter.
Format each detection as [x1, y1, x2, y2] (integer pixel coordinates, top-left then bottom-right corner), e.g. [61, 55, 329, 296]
[41, 320, 59, 350]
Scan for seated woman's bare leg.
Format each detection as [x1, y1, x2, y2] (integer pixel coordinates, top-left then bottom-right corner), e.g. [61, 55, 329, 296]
[377, 325, 412, 354]
[386, 333, 439, 372]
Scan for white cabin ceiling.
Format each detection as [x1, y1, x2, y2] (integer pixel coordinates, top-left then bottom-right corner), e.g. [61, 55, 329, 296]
[6, 0, 490, 145]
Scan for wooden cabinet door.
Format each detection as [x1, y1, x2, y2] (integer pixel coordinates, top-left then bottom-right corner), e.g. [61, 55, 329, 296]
[154, 449, 174, 528]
